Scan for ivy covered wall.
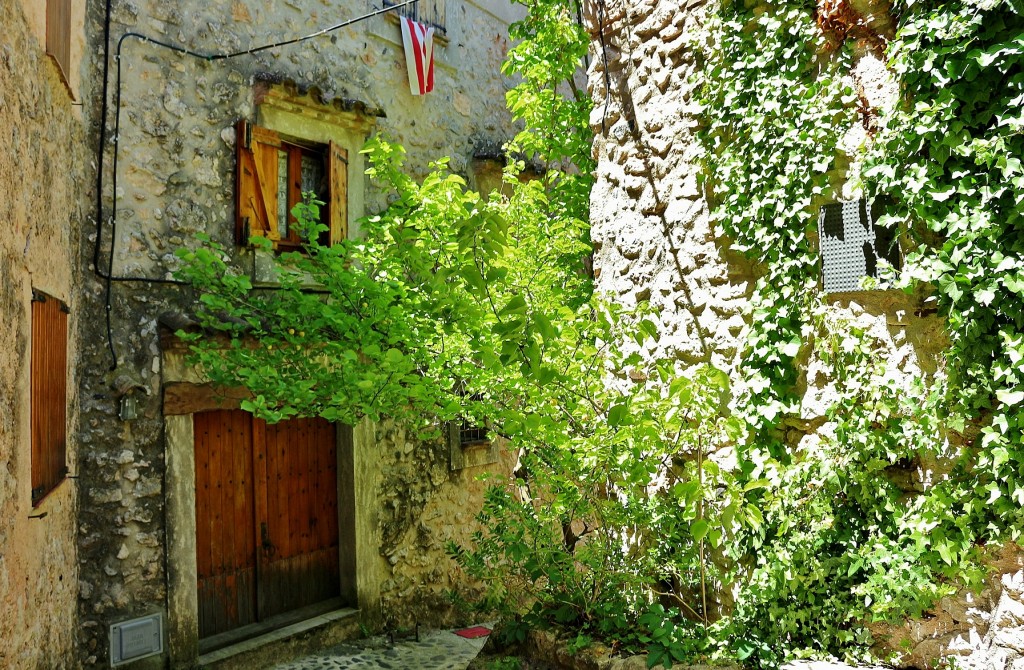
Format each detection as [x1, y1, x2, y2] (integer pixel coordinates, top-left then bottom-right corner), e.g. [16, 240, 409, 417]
[584, 0, 1024, 666]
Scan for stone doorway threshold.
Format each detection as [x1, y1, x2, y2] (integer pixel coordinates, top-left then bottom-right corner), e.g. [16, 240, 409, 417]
[198, 600, 359, 669]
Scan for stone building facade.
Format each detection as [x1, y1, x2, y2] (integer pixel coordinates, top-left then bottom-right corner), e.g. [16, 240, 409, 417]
[69, 0, 523, 668]
[0, 0, 90, 667]
[582, 0, 1024, 667]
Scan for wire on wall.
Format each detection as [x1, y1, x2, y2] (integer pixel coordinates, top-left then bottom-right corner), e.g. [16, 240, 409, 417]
[596, 0, 612, 135]
[94, 0, 419, 370]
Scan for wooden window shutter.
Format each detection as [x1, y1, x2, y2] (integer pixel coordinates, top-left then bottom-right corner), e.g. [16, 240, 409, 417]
[235, 120, 283, 244]
[31, 291, 68, 506]
[328, 141, 349, 245]
[46, 0, 72, 86]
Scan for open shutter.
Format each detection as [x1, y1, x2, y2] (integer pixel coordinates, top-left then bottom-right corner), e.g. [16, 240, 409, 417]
[236, 121, 283, 244]
[31, 291, 68, 506]
[46, 0, 72, 86]
[328, 141, 349, 246]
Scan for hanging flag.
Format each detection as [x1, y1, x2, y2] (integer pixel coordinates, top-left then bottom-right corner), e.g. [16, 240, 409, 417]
[400, 16, 435, 95]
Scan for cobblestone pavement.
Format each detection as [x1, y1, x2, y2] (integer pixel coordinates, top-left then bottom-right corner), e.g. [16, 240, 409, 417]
[271, 626, 492, 670]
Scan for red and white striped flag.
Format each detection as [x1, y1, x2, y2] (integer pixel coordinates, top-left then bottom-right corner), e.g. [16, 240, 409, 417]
[400, 16, 435, 95]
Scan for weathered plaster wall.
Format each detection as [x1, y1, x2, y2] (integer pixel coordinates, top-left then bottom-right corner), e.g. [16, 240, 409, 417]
[370, 421, 517, 629]
[0, 0, 89, 667]
[77, 0, 523, 666]
[582, 0, 1024, 667]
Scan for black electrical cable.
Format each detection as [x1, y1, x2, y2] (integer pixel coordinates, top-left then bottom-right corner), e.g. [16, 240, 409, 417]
[573, 0, 590, 71]
[597, 0, 612, 135]
[94, 0, 419, 369]
[96, 0, 118, 369]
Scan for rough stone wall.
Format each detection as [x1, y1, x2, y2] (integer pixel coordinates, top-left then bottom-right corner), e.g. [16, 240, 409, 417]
[869, 544, 1024, 669]
[0, 0, 90, 667]
[585, 0, 751, 385]
[372, 422, 518, 629]
[582, 0, 1024, 667]
[76, 0, 523, 666]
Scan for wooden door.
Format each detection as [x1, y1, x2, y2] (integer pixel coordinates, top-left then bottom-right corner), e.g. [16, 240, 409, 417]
[194, 410, 340, 639]
[258, 417, 340, 618]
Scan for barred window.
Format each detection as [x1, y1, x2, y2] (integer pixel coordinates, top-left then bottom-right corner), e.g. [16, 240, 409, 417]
[384, 0, 446, 33]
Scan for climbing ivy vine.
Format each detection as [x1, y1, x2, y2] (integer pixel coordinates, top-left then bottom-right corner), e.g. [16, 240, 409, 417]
[696, 0, 1024, 664]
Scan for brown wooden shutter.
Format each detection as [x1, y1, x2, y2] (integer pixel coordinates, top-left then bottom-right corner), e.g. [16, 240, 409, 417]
[46, 0, 72, 86]
[236, 120, 283, 244]
[31, 291, 68, 506]
[328, 141, 349, 245]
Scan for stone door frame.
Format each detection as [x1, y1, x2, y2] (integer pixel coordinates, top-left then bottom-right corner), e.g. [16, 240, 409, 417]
[161, 343, 381, 668]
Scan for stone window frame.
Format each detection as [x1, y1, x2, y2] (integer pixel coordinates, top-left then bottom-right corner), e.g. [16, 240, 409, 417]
[242, 84, 378, 285]
[235, 120, 349, 251]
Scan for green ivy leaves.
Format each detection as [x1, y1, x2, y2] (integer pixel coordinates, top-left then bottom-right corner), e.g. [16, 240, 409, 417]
[697, 0, 1024, 664]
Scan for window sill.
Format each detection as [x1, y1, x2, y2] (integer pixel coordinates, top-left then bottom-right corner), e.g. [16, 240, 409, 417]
[30, 475, 72, 515]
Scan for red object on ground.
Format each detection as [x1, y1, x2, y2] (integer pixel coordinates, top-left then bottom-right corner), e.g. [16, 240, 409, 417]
[454, 626, 491, 639]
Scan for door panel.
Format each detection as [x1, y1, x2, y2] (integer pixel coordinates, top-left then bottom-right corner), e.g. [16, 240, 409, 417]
[260, 417, 340, 619]
[194, 410, 257, 638]
[195, 410, 340, 638]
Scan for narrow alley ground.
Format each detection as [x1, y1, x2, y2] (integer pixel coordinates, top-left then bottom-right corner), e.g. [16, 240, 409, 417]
[270, 625, 492, 670]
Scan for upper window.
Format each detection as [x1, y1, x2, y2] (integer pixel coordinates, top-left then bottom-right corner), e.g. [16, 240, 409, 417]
[46, 0, 72, 88]
[235, 120, 348, 250]
[385, 0, 446, 33]
[31, 290, 69, 506]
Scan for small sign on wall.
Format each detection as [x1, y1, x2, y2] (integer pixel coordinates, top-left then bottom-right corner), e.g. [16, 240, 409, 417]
[110, 613, 163, 666]
[818, 198, 900, 293]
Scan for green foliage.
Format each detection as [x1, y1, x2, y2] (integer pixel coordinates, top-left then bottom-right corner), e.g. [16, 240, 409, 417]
[451, 359, 752, 664]
[863, 0, 1024, 538]
[697, 0, 857, 441]
[175, 0, 1024, 668]
[176, 145, 494, 427]
[693, 0, 1024, 665]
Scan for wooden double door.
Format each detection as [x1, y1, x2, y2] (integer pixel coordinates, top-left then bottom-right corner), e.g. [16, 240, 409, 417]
[194, 410, 341, 639]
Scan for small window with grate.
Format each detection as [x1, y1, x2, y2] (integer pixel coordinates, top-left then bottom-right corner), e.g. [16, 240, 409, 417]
[448, 415, 498, 470]
[31, 290, 69, 506]
[818, 197, 901, 293]
[457, 420, 489, 447]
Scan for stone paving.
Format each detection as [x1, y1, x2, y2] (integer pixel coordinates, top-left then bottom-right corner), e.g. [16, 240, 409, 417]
[270, 626, 492, 670]
[268, 624, 901, 670]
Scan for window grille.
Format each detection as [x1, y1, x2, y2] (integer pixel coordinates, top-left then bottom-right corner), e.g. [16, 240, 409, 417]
[818, 198, 900, 293]
[384, 0, 446, 33]
[458, 421, 489, 446]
